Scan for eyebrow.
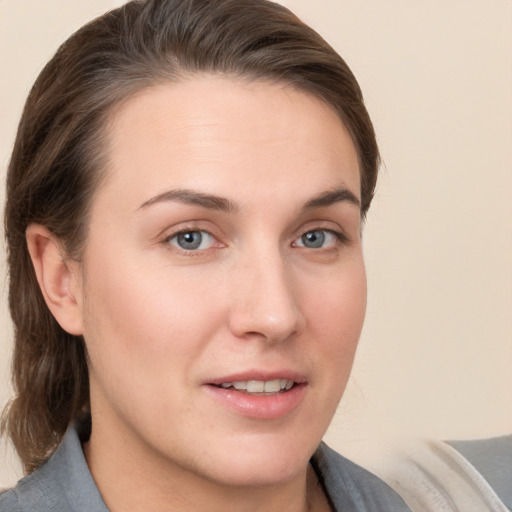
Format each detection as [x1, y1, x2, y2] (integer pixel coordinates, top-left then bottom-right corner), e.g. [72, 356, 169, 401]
[137, 186, 360, 213]
[303, 187, 361, 210]
[138, 189, 238, 213]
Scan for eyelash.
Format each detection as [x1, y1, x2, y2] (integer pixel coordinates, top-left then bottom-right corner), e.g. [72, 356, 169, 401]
[162, 226, 348, 254]
[162, 228, 222, 255]
[292, 228, 348, 249]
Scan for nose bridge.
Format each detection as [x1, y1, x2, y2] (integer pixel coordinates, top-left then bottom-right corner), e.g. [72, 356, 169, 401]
[228, 241, 305, 342]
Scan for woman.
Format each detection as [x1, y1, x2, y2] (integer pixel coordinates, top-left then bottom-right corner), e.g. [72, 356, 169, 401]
[0, 0, 411, 510]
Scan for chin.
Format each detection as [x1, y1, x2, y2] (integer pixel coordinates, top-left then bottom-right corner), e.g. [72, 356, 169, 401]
[194, 431, 318, 488]
[211, 456, 308, 488]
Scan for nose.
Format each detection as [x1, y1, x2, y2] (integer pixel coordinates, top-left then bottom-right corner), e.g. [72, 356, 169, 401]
[227, 249, 306, 343]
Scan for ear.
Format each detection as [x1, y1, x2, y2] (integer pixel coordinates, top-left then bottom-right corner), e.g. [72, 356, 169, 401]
[26, 224, 84, 335]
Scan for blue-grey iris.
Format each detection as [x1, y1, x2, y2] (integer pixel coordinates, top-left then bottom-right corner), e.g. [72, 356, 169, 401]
[177, 231, 203, 250]
[301, 230, 325, 248]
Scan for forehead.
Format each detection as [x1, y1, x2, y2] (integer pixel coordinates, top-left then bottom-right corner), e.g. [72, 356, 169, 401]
[98, 76, 360, 210]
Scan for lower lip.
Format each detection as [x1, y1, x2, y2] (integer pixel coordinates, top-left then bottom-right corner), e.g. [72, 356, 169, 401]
[203, 384, 307, 420]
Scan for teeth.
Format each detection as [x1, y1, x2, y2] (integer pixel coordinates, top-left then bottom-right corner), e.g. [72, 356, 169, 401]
[247, 381, 265, 393]
[218, 379, 295, 393]
[264, 379, 281, 393]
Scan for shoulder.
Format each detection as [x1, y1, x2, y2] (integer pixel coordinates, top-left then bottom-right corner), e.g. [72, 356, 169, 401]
[0, 456, 67, 512]
[0, 487, 21, 511]
[311, 442, 411, 511]
[0, 423, 108, 512]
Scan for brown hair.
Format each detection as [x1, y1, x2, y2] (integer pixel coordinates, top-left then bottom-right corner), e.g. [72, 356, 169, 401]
[2, 0, 379, 473]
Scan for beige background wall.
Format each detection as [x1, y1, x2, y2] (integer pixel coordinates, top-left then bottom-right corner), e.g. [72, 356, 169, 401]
[1, 0, 511, 486]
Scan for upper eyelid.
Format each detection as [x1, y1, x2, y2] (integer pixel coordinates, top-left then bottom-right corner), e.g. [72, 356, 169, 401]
[292, 227, 347, 246]
[164, 227, 214, 239]
[157, 221, 349, 244]
[162, 228, 222, 251]
[165, 228, 214, 239]
[159, 221, 221, 241]
[293, 222, 349, 241]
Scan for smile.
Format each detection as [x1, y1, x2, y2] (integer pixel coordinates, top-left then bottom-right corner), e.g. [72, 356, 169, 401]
[217, 379, 295, 394]
[205, 379, 307, 419]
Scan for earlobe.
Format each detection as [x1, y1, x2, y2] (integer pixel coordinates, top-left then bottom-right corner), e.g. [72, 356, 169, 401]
[26, 224, 84, 336]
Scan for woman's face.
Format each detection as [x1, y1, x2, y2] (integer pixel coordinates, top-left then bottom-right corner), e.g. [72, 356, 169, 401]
[77, 77, 366, 487]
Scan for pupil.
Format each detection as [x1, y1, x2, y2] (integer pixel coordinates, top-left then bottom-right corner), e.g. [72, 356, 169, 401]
[302, 230, 325, 248]
[178, 231, 202, 250]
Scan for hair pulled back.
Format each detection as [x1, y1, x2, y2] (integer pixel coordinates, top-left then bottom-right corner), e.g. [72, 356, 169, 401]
[2, 0, 379, 473]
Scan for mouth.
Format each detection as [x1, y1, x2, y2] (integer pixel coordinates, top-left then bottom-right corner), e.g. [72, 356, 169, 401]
[204, 373, 307, 419]
[204, 371, 307, 419]
[213, 379, 296, 395]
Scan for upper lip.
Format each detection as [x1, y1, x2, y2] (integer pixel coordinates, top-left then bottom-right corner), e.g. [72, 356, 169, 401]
[205, 369, 307, 386]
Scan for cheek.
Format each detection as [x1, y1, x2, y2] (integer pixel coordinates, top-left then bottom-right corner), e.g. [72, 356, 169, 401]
[301, 258, 366, 386]
[305, 257, 367, 338]
[82, 246, 217, 339]
[79, 256, 226, 436]
[79, 250, 222, 394]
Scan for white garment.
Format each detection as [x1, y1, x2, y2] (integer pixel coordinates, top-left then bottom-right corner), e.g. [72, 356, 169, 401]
[368, 438, 509, 512]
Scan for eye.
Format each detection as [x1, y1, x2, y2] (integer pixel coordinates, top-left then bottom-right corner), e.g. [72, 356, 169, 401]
[168, 230, 216, 251]
[293, 229, 339, 249]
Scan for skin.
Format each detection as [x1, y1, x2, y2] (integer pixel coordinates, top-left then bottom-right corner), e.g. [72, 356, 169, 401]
[28, 77, 366, 512]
